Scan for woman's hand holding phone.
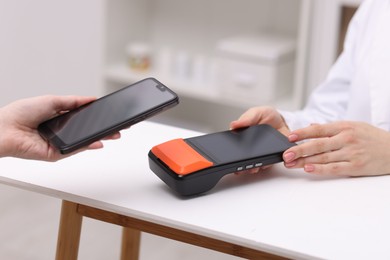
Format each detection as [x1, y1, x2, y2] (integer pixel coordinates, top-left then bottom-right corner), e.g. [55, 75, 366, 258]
[38, 78, 179, 154]
[0, 95, 121, 161]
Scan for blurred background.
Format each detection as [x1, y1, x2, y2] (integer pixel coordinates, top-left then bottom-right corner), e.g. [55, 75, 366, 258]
[0, 0, 359, 259]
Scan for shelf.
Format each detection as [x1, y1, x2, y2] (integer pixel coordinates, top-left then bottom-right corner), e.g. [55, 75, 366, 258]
[103, 0, 312, 130]
[105, 64, 296, 110]
[105, 63, 219, 101]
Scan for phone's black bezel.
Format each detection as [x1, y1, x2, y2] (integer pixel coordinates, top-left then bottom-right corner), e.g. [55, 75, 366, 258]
[38, 78, 179, 154]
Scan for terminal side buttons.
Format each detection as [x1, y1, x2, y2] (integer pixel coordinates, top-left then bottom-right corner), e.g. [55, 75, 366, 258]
[245, 164, 254, 170]
[236, 162, 263, 172]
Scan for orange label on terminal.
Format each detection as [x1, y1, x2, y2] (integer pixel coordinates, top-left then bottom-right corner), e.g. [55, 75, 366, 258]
[151, 138, 214, 175]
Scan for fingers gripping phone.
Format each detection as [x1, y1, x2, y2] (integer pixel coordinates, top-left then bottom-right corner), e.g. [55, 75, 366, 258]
[148, 124, 296, 196]
[38, 78, 179, 154]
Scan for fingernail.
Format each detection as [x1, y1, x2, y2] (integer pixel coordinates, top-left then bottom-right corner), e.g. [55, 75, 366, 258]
[285, 161, 296, 168]
[288, 133, 298, 142]
[283, 152, 295, 162]
[304, 164, 315, 172]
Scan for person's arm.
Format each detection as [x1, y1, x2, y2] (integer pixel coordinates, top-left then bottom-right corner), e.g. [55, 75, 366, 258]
[279, 0, 390, 176]
[0, 95, 120, 161]
[280, 0, 375, 131]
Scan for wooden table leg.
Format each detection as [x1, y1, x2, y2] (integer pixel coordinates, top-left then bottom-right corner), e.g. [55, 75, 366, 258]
[120, 227, 141, 260]
[55, 200, 83, 260]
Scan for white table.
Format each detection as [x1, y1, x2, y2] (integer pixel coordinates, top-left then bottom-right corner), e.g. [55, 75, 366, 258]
[1, 121, 390, 260]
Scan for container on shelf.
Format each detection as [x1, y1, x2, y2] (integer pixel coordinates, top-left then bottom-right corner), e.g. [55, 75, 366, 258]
[216, 33, 296, 103]
[126, 42, 152, 72]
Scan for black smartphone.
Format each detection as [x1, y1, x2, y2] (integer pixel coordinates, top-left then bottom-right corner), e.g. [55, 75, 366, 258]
[149, 124, 296, 196]
[38, 78, 179, 154]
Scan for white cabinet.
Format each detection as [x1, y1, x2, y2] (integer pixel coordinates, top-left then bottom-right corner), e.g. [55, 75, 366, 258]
[103, 0, 312, 131]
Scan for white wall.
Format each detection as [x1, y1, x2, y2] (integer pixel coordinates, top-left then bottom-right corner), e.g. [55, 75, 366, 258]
[0, 0, 364, 109]
[0, 0, 105, 106]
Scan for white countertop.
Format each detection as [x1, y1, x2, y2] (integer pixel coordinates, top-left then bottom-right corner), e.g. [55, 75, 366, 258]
[1, 121, 389, 260]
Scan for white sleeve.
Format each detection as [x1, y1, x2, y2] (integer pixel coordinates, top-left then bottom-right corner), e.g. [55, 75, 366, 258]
[279, 0, 372, 131]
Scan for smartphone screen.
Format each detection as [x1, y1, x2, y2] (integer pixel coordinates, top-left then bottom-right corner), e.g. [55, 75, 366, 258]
[186, 124, 293, 165]
[38, 78, 179, 154]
